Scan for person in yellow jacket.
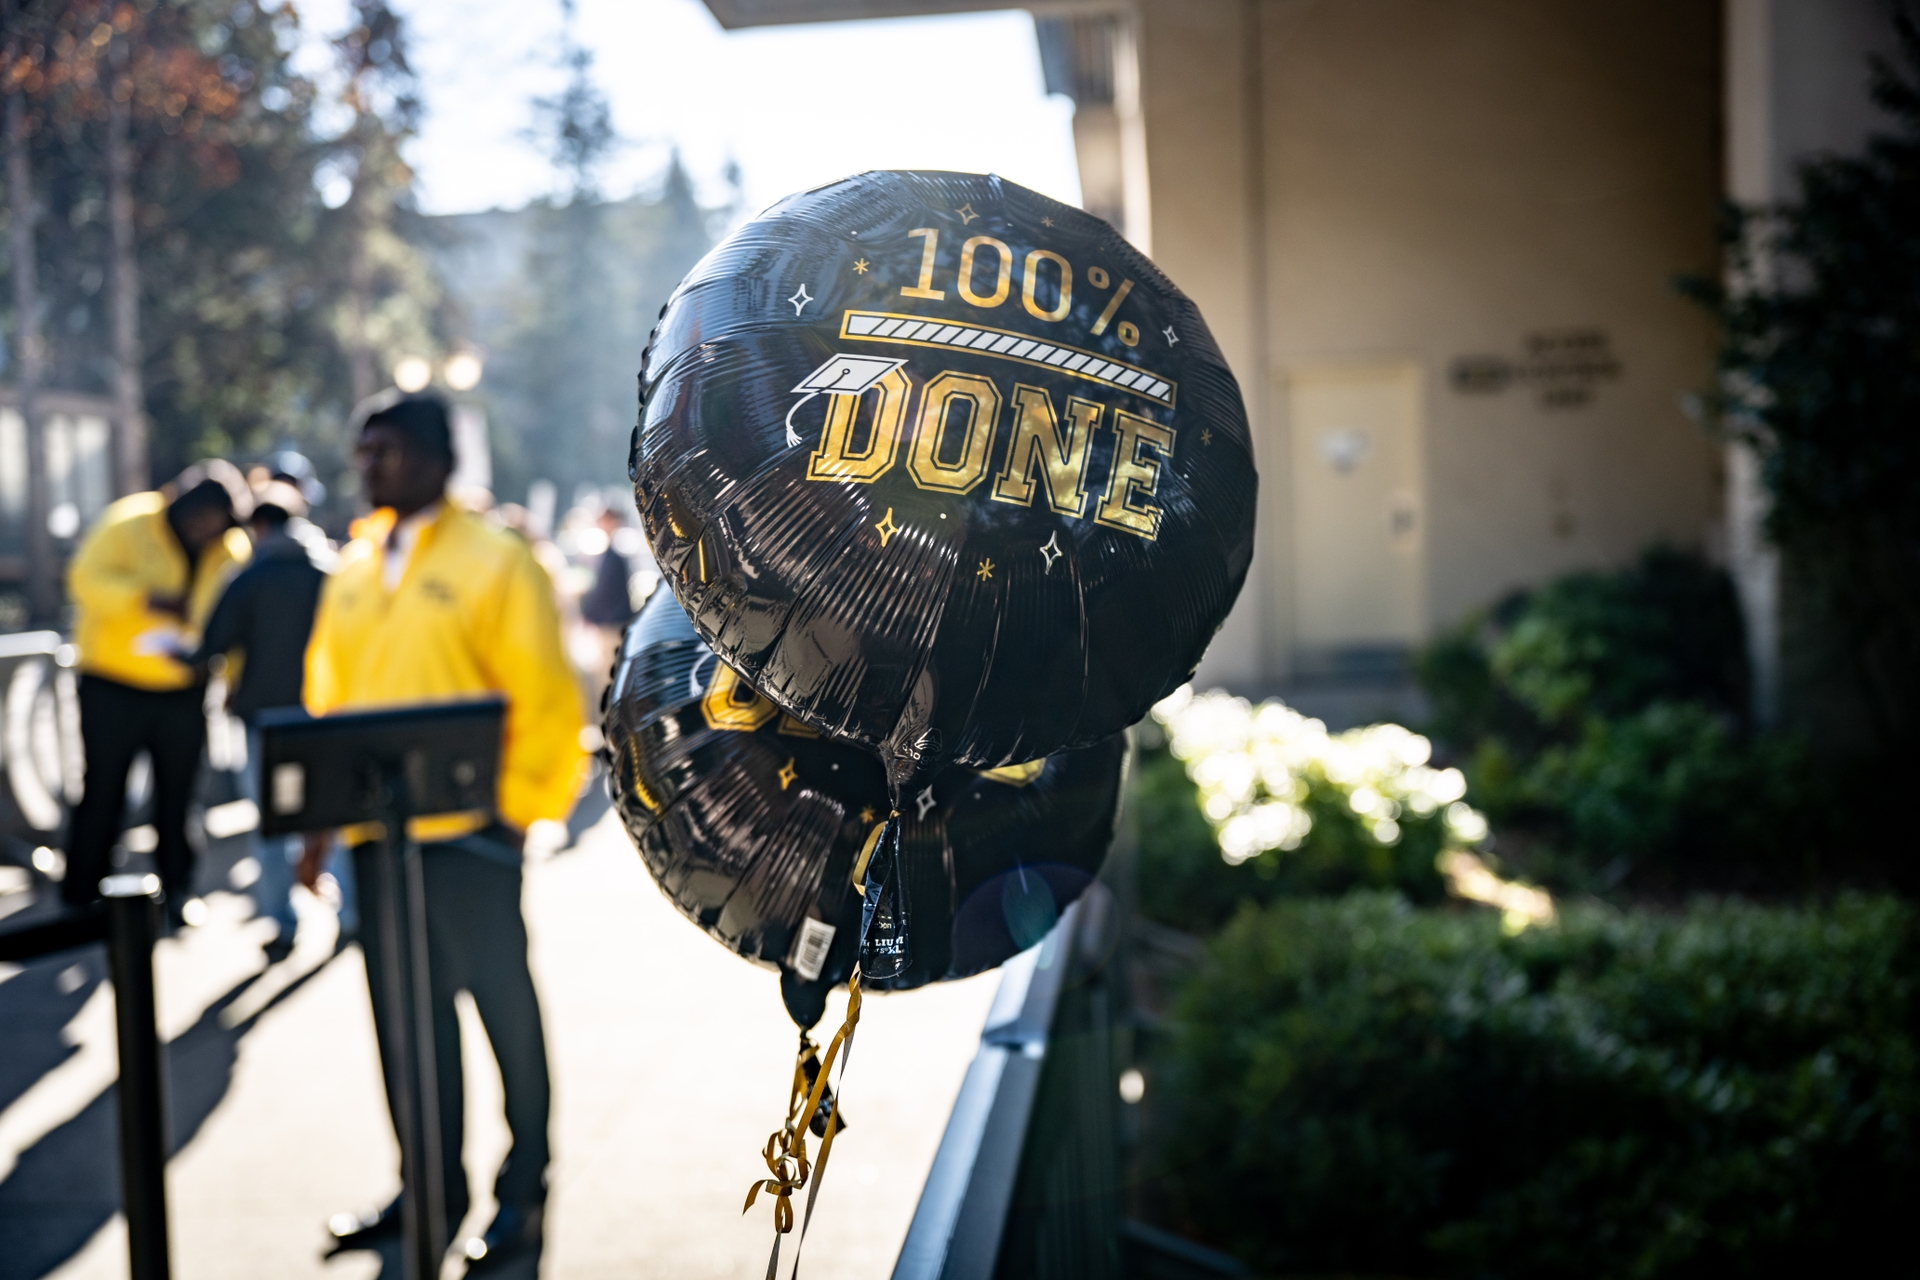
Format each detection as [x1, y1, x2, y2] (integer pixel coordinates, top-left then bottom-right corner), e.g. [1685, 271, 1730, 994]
[65, 462, 252, 920]
[298, 391, 585, 1273]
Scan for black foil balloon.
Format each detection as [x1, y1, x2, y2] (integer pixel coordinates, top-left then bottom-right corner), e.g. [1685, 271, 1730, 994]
[632, 170, 1255, 799]
[604, 589, 1127, 1025]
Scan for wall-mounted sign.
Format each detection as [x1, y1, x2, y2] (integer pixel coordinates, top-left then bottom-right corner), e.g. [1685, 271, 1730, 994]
[1449, 329, 1621, 409]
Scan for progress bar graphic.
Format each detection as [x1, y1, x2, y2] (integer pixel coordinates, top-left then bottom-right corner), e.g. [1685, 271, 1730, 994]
[837, 310, 1177, 408]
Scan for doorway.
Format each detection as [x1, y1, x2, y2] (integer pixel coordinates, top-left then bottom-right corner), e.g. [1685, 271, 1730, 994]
[1286, 364, 1425, 671]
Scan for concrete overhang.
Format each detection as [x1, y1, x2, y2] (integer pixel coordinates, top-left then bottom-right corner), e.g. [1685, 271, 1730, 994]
[700, 0, 1120, 30]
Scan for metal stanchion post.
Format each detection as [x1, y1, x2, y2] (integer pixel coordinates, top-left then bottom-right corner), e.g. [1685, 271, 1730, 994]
[256, 697, 501, 1278]
[373, 764, 447, 1280]
[102, 873, 171, 1280]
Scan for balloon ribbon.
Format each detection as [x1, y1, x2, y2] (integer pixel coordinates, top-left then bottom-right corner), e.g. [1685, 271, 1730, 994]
[743, 972, 863, 1279]
[850, 812, 896, 895]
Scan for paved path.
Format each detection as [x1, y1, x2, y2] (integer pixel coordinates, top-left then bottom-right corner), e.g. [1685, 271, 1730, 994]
[0, 810, 997, 1278]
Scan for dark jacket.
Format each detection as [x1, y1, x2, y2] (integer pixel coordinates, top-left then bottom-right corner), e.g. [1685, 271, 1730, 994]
[195, 529, 327, 720]
[580, 547, 635, 628]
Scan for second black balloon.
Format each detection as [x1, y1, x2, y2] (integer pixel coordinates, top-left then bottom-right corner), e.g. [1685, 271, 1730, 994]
[602, 589, 1128, 1022]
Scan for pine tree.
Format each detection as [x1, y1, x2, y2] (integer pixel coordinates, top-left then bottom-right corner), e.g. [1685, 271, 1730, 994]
[448, 35, 716, 504]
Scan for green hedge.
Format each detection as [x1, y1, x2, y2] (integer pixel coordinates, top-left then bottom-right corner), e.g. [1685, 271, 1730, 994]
[1518, 703, 1827, 886]
[1135, 745, 1245, 933]
[1155, 892, 1919, 1278]
[1415, 549, 1829, 890]
[1135, 746, 1453, 934]
[1419, 547, 1749, 745]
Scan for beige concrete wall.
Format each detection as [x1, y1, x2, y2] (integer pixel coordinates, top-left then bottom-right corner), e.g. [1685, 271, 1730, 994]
[1134, 0, 1272, 688]
[1144, 0, 1726, 692]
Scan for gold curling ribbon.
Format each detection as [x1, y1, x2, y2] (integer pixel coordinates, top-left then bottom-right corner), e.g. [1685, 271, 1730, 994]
[850, 812, 897, 896]
[743, 972, 863, 1269]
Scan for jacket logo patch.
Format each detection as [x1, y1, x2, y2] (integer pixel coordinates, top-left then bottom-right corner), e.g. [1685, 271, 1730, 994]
[419, 579, 457, 605]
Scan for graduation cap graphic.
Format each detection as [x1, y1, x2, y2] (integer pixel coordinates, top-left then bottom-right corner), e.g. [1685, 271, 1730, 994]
[785, 354, 910, 447]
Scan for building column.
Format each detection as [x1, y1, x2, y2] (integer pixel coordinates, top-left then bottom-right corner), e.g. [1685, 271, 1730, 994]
[1721, 0, 1898, 726]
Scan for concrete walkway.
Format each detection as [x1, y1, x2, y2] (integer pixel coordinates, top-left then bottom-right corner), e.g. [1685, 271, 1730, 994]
[0, 810, 997, 1279]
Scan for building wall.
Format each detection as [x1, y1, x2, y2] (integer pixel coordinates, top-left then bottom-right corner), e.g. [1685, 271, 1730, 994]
[1141, 0, 1726, 696]
[1133, 0, 1270, 688]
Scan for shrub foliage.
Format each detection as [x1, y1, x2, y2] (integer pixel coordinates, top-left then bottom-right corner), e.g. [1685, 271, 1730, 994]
[1138, 693, 1493, 931]
[1415, 548, 1822, 890]
[1160, 892, 1919, 1278]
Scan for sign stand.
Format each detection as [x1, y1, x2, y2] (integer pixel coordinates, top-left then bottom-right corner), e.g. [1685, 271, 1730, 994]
[257, 696, 505, 1280]
[372, 759, 448, 1279]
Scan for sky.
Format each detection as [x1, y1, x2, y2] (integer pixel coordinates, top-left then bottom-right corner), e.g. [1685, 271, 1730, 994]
[292, 0, 1082, 219]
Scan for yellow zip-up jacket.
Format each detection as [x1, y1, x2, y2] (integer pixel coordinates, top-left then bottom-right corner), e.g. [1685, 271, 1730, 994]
[305, 502, 586, 842]
[69, 492, 251, 691]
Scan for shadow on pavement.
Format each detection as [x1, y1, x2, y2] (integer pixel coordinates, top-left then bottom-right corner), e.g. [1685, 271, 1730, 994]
[562, 765, 612, 851]
[0, 950, 109, 1120]
[0, 949, 338, 1280]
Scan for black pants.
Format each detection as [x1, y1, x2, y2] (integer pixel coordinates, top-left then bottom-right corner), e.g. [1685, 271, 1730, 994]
[353, 838, 552, 1224]
[66, 675, 207, 907]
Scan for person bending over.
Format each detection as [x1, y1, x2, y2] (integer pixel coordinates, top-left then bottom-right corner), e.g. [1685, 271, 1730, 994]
[66, 462, 252, 925]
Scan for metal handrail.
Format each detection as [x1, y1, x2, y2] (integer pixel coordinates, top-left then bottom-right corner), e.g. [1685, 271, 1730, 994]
[892, 903, 1081, 1280]
[892, 883, 1247, 1280]
[892, 885, 1130, 1280]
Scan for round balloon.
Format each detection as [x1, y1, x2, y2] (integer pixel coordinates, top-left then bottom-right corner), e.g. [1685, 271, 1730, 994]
[631, 170, 1255, 798]
[603, 589, 1128, 1024]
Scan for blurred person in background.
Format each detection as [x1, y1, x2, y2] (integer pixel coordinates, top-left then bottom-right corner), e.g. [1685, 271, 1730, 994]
[576, 504, 639, 706]
[191, 478, 328, 961]
[300, 391, 585, 1271]
[251, 448, 339, 569]
[262, 447, 326, 506]
[65, 463, 252, 927]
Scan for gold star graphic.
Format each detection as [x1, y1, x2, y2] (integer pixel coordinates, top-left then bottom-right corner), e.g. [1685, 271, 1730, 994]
[859, 806, 878, 825]
[874, 507, 901, 546]
[852, 258, 870, 274]
[778, 758, 797, 791]
[1041, 216, 1054, 227]
[956, 202, 979, 225]
[1201, 428, 1214, 445]
[976, 558, 995, 581]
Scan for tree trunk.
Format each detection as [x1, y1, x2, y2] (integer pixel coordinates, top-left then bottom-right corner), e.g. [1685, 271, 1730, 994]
[107, 86, 147, 496]
[7, 79, 56, 625]
[348, 223, 374, 403]
[346, 127, 375, 405]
